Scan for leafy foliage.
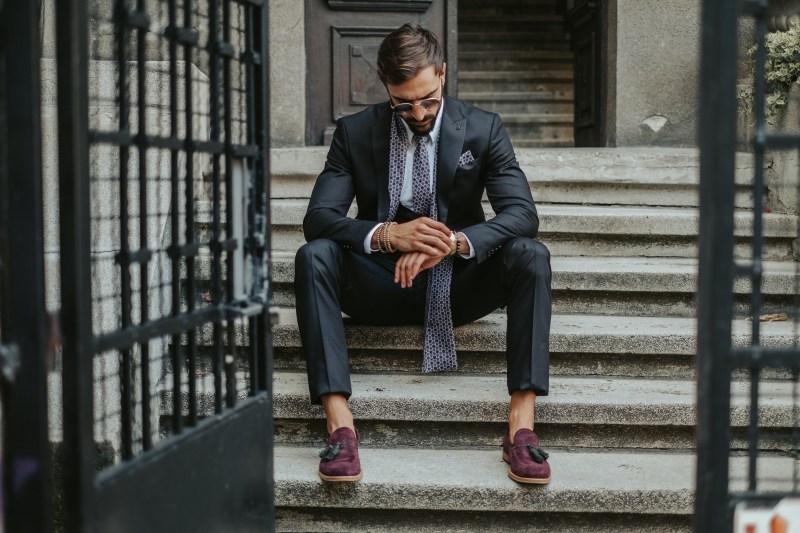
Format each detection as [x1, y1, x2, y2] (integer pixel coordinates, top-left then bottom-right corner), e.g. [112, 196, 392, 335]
[739, 25, 800, 122]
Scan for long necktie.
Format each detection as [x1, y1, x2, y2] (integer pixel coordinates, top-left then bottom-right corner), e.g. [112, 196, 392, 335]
[411, 134, 457, 373]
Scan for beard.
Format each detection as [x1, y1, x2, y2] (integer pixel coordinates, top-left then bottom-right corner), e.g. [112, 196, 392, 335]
[403, 110, 438, 135]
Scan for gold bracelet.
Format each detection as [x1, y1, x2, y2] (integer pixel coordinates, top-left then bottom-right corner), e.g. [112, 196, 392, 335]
[386, 222, 397, 253]
[377, 223, 385, 253]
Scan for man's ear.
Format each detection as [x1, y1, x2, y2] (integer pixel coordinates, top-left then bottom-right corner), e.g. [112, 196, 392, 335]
[441, 62, 447, 84]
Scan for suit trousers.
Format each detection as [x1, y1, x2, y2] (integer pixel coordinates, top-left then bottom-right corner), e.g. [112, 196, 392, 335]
[294, 237, 552, 404]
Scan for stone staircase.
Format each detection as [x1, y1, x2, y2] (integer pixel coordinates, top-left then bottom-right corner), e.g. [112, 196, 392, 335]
[170, 146, 799, 531]
[458, 0, 574, 148]
[267, 147, 800, 531]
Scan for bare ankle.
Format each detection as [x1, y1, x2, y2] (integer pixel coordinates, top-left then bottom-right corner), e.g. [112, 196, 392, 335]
[321, 393, 356, 434]
[508, 390, 536, 442]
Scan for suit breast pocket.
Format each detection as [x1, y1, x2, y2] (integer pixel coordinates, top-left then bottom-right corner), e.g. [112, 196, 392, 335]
[456, 157, 480, 174]
[452, 158, 483, 204]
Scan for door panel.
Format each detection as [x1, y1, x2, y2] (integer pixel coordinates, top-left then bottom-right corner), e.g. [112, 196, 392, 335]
[306, 0, 456, 145]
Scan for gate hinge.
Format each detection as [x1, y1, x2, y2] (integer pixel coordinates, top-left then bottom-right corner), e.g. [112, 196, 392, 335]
[0, 343, 20, 384]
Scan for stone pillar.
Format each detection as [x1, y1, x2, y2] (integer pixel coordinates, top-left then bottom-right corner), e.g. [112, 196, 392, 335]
[269, 0, 306, 147]
[610, 0, 701, 146]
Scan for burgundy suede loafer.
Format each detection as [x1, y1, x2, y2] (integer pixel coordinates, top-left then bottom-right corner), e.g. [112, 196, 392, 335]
[502, 428, 551, 485]
[318, 426, 363, 482]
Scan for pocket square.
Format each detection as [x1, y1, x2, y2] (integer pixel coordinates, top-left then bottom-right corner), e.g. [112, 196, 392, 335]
[458, 150, 475, 167]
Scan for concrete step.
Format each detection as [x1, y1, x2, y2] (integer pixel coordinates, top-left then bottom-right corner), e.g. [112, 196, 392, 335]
[460, 40, 572, 53]
[459, 76, 572, 94]
[273, 446, 791, 528]
[504, 124, 573, 143]
[265, 371, 799, 451]
[497, 113, 574, 125]
[276, 508, 691, 533]
[460, 71, 573, 82]
[462, 95, 574, 115]
[460, 0, 558, 6]
[260, 200, 796, 259]
[459, 32, 571, 45]
[459, 20, 567, 35]
[268, 308, 794, 357]
[270, 147, 758, 208]
[459, 51, 573, 72]
[254, 249, 799, 314]
[459, 13, 565, 24]
[460, 0, 559, 10]
[179, 310, 794, 380]
[512, 138, 574, 148]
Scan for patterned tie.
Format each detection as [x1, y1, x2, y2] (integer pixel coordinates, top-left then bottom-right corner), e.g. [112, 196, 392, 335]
[410, 134, 458, 373]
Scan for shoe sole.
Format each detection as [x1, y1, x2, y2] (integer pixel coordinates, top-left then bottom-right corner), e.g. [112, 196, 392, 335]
[318, 470, 363, 482]
[502, 451, 550, 485]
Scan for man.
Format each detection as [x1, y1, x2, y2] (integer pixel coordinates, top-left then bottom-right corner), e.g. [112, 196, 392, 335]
[295, 24, 552, 484]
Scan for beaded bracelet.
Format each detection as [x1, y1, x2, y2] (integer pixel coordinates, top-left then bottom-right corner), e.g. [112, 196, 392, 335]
[376, 222, 397, 253]
[385, 222, 397, 253]
[376, 223, 386, 253]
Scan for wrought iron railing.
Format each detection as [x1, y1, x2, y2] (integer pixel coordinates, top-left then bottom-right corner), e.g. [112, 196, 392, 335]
[697, 0, 800, 530]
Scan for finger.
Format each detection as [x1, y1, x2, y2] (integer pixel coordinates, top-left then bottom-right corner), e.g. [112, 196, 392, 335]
[420, 218, 451, 234]
[413, 242, 447, 256]
[402, 254, 416, 287]
[396, 255, 411, 287]
[417, 233, 451, 252]
[417, 220, 449, 234]
[410, 253, 427, 280]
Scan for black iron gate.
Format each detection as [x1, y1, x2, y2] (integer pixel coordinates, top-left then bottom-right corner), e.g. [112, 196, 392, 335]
[697, 0, 800, 530]
[5, 0, 275, 530]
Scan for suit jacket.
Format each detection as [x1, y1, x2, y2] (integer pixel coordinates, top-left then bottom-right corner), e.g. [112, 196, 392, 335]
[303, 96, 539, 264]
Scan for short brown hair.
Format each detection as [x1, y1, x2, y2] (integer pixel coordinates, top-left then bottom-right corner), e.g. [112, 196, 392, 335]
[377, 24, 444, 85]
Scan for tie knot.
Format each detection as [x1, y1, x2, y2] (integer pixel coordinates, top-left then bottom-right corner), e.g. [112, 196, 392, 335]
[414, 135, 428, 147]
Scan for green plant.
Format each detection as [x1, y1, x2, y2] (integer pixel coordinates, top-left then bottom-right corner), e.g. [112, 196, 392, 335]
[739, 24, 800, 122]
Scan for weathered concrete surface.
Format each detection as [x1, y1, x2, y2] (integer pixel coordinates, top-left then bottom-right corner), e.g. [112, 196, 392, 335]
[268, 251, 798, 296]
[271, 309, 796, 355]
[265, 199, 797, 259]
[267, 199, 797, 238]
[271, 371, 797, 429]
[276, 508, 692, 533]
[274, 446, 793, 512]
[270, 147, 759, 207]
[613, 0, 700, 146]
[269, 0, 306, 147]
[276, 446, 695, 514]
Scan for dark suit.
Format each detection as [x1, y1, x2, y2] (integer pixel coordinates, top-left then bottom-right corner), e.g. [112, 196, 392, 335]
[295, 97, 551, 404]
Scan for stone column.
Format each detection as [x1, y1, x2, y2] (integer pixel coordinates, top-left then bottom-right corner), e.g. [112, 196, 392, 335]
[610, 0, 701, 146]
[269, 0, 306, 147]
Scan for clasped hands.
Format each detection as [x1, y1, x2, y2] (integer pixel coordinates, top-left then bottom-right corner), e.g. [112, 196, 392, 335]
[381, 217, 466, 289]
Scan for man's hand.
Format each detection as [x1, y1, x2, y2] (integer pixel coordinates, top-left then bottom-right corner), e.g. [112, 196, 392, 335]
[391, 217, 451, 256]
[394, 251, 447, 288]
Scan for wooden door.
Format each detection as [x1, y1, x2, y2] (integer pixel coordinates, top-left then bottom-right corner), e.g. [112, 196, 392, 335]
[305, 0, 457, 145]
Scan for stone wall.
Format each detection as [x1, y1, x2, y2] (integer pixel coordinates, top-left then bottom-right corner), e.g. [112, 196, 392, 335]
[269, 0, 306, 148]
[609, 0, 701, 147]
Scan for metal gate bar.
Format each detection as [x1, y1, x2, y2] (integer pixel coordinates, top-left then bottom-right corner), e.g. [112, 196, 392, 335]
[697, 0, 800, 529]
[695, 0, 738, 529]
[2, 0, 52, 531]
[56, 0, 274, 530]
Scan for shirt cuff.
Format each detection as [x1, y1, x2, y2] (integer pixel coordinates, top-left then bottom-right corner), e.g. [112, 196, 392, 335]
[364, 223, 382, 253]
[459, 233, 476, 259]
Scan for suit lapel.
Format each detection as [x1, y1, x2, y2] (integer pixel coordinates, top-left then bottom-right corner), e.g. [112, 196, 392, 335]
[436, 98, 466, 224]
[372, 102, 392, 222]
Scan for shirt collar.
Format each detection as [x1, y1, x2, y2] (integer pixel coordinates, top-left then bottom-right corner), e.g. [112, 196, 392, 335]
[399, 97, 445, 144]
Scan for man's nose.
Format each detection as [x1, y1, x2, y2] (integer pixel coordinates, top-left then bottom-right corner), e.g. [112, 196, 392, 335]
[410, 105, 426, 121]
